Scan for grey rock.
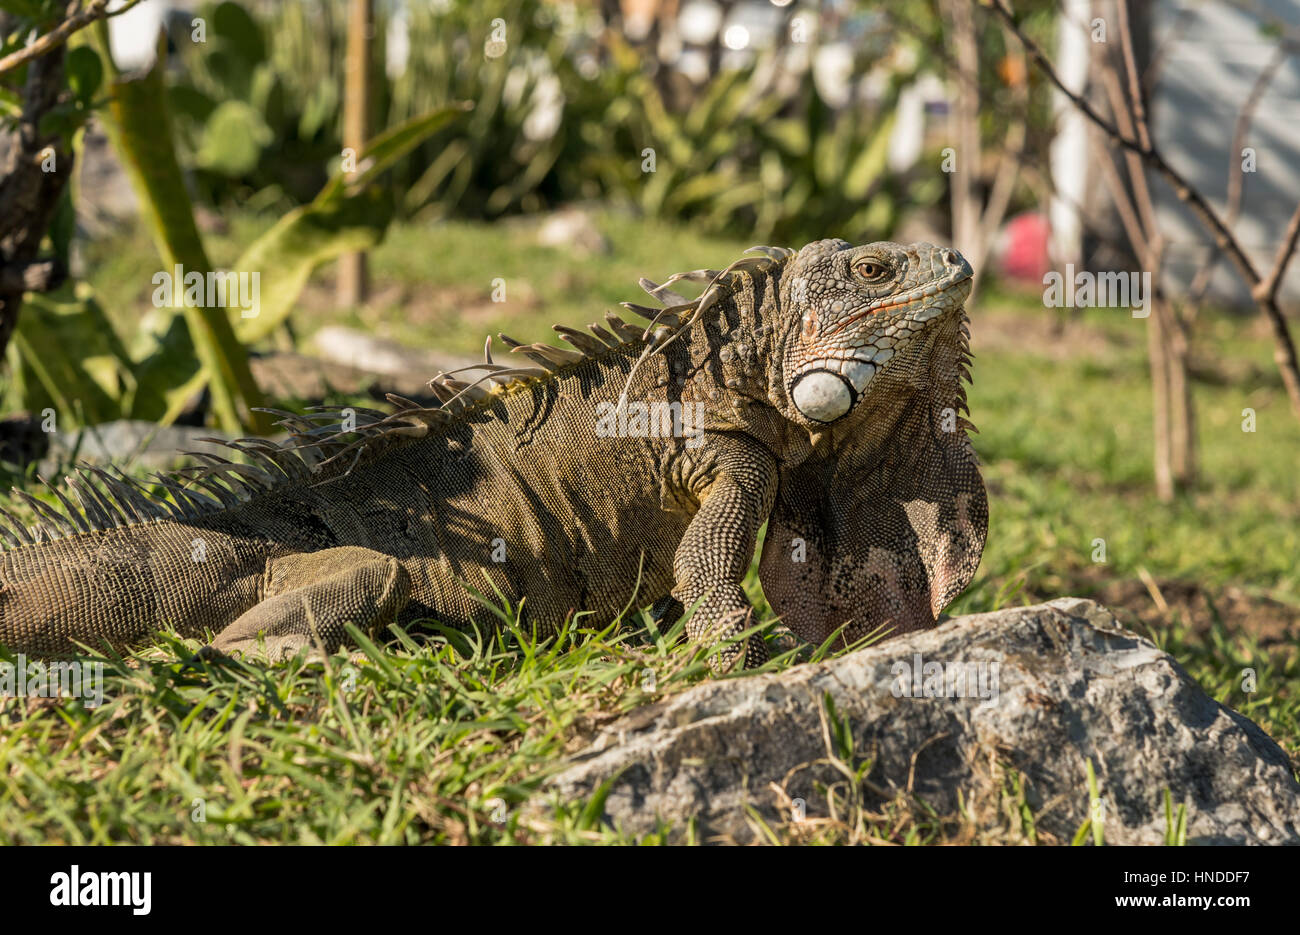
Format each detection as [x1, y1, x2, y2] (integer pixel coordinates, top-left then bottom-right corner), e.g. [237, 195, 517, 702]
[544, 599, 1300, 844]
[535, 207, 611, 256]
[311, 325, 487, 383]
[250, 350, 440, 405]
[45, 421, 251, 473]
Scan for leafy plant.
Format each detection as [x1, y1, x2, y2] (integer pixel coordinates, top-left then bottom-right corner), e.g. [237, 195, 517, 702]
[365, 0, 580, 220]
[577, 34, 936, 243]
[168, 1, 343, 206]
[168, 0, 576, 221]
[234, 103, 470, 345]
[161, 1, 946, 243]
[92, 28, 266, 433]
[4, 289, 135, 425]
[1, 10, 467, 435]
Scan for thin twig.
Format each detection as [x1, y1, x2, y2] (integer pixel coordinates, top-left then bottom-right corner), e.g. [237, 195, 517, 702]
[1087, 132, 1145, 260]
[1114, 1, 1151, 153]
[0, 0, 143, 78]
[1188, 41, 1294, 304]
[1100, 60, 1158, 249]
[1255, 201, 1300, 307]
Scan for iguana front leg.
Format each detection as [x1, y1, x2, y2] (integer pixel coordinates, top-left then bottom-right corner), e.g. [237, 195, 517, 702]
[208, 546, 411, 661]
[671, 437, 778, 671]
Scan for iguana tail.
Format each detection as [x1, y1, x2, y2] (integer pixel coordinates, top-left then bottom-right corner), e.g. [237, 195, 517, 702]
[0, 510, 265, 656]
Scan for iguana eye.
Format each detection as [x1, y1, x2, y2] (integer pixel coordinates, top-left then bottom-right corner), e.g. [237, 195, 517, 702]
[855, 260, 888, 281]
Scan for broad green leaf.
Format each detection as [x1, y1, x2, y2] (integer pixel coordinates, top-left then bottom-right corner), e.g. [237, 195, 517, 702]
[94, 27, 265, 433]
[233, 187, 394, 344]
[196, 100, 273, 176]
[5, 291, 135, 427]
[234, 104, 470, 344]
[64, 45, 103, 105]
[298, 81, 338, 139]
[317, 103, 470, 206]
[166, 83, 217, 124]
[212, 0, 266, 66]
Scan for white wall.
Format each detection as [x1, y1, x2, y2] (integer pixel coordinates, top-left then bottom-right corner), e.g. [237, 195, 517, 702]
[1151, 0, 1300, 306]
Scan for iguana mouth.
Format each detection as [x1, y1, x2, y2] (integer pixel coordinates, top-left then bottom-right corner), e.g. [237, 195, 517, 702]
[823, 268, 972, 338]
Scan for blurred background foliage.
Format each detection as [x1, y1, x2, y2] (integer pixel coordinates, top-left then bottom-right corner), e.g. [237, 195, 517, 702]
[0, 0, 1060, 435]
[161, 0, 1051, 242]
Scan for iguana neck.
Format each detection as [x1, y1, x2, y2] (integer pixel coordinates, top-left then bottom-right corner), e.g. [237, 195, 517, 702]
[680, 258, 791, 430]
[823, 307, 974, 462]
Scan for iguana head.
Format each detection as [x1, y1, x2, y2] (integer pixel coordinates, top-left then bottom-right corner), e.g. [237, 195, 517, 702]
[758, 238, 986, 648]
[775, 239, 973, 430]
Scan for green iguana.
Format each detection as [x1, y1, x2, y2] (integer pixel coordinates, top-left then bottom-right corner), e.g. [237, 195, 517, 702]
[0, 239, 986, 669]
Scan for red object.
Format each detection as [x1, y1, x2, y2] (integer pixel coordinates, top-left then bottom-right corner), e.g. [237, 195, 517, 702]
[998, 211, 1052, 283]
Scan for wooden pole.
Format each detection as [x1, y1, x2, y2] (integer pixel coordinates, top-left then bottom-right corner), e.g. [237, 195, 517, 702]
[337, 0, 373, 307]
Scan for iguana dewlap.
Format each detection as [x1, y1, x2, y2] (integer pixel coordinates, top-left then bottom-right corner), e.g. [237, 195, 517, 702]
[0, 240, 986, 669]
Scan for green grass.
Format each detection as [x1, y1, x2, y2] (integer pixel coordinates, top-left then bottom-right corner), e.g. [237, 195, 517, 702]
[3, 606, 1286, 845]
[82, 209, 755, 353]
[0, 610, 713, 845]
[3, 210, 1297, 843]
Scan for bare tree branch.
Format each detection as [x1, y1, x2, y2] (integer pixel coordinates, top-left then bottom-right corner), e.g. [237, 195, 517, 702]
[1256, 200, 1300, 308]
[988, 0, 1300, 418]
[0, 47, 74, 356]
[0, 0, 143, 78]
[1114, 1, 1151, 153]
[1087, 132, 1146, 258]
[0, 259, 64, 292]
[987, 1, 1256, 280]
[1104, 2, 1196, 494]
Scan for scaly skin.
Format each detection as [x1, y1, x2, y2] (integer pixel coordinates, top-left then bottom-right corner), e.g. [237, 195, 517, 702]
[0, 240, 984, 669]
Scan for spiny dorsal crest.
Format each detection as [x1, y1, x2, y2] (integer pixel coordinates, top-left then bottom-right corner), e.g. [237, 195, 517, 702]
[0, 245, 795, 550]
